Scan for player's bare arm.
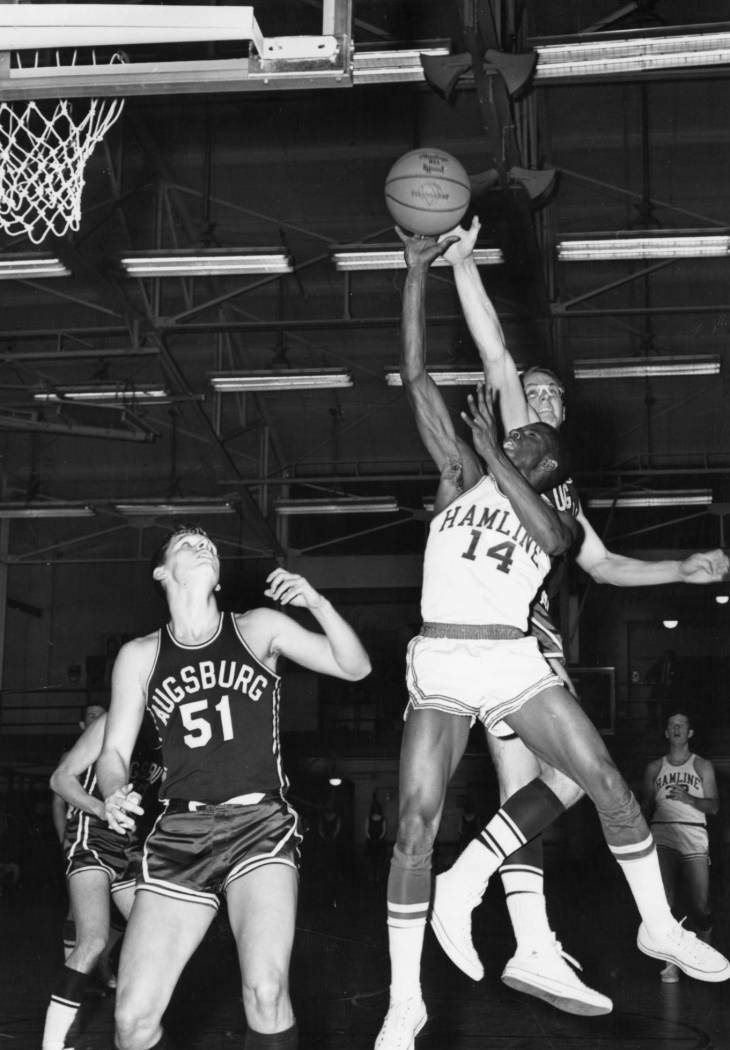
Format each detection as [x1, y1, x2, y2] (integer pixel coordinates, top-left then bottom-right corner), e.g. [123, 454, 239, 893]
[462, 386, 577, 556]
[97, 635, 154, 834]
[665, 758, 720, 815]
[239, 569, 371, 682]
[49, 715, 108, 822]
[399, 227, 482, 488]
[575, 510, 729, 586]
[441, 217, 530, 432]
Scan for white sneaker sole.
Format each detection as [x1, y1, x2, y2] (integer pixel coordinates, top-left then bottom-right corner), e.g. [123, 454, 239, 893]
[501, 965, 613, 1016]
[637, 932, 730, 983]
[430, 908, 484, 981]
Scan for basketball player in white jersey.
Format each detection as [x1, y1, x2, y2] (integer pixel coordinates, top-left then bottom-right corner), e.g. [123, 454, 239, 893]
[427, 217, 729, 1010]
[643, 711, 719, 982]
[97, 531, 370, 1050]
[374, 232, 729, 1050]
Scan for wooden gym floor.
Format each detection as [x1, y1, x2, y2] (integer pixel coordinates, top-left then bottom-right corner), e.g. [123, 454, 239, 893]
[2, 840, 729, 1050]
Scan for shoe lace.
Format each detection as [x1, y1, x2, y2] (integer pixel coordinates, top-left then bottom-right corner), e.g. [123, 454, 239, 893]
[551, 937, 583, 973]
[669, 919, 705, 958]
[380, 999, 422, 1043]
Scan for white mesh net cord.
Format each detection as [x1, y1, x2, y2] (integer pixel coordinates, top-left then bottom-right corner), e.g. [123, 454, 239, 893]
[0, 50, 125, 244]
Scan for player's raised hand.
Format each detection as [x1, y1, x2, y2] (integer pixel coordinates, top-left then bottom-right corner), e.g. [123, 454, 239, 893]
[461, 384, 499, 460]
[104, 784, 143, 835]
[679, 549, 729, 584]
[395, 225, 459, 271]
[438, 215, 481, 265]
[265, 568, 324, 611]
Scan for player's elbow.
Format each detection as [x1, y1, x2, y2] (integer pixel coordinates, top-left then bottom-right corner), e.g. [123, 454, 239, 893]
[341, 653, 372, 682]
[544, 523, 574, 557]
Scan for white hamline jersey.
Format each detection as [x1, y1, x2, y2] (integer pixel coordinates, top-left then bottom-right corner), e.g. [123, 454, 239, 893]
[421, 474, 552, 630]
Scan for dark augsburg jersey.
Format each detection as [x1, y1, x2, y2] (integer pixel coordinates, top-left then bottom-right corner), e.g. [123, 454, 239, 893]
[64, 715, 164, 853]
[528, 477, 581, 657]
[145, 612, 283, 804]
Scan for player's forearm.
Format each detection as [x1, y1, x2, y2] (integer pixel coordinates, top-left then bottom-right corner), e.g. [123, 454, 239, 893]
[309, 599, 372, 681]
[96, 748, 131, 801]
[484, 449, 574, 555]
[581, 552, 683, 586]
[400, 267, 429, 384]
[49, 771, 105, 821]
[452, 257, 507, 361]
[688, 796, 720, 815]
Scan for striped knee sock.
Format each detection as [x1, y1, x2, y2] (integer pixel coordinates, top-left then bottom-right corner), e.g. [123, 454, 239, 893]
[386, 845, 431, 1002]
[244, 1024, 298, 1049]
[42, 965, 88, 1050]
[500, 837, 552, 951]
[609, 835, 673, 937]
[450, 780, 565, 894]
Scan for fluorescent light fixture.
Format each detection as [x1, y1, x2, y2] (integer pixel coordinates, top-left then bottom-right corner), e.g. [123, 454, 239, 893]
[333, 246, 503, 271]
[0, 502, 94, 518]
[328, 777, 343, 786]
[114, 500, 236, 516]
[33, 384, 169, 402]
[586, 489, 713, 509]
[574, 355, 720, 379]
[0, 254, 70, 278]
[662, 619, 679, 629]
[209, 369, 353, 392]
[557, 232, 730, 261]
[715, 595, 729, 605]
[120, 249, 293, 277]
[353, 45, 450, 84]
[385, 369, 484, 387]
[534, 30, 730, 81]
[274, 497, 399, 516]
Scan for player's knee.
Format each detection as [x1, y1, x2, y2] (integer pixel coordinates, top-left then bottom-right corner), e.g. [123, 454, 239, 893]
[241, 972, 289, 1025]
[115, 996, 161, 1050]
[395, 810, 438, 855]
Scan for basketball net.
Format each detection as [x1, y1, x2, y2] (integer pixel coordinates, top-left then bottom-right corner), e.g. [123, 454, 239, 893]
[0, 51, 126, 244]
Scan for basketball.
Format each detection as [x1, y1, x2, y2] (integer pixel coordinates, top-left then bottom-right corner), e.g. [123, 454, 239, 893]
[384, 148, 471, 236]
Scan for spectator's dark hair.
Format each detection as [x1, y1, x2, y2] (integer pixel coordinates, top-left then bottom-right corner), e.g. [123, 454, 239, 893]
[522, 366, 566, 399]
[665, 708, 694, 730]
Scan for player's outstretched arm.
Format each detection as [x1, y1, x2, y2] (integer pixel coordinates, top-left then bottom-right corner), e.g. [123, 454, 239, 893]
[49, 715, 108, 821]
[97, 638, 150, 834]
[462, 386, 577, 556]
[575, 510, 729, 586]
[398, 227, 482, 489]
[441, 217, 530, 432]
[262, 568, 372, 682]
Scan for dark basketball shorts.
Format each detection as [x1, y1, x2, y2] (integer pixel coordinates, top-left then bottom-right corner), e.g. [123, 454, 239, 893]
[138, 792, 302, 910]
[64, 814, 135, 885]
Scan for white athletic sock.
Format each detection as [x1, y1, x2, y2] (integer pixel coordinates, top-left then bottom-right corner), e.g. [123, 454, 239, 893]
[42, 964, 88, 1050]
[387, 921, 427, 1002]
[610, 836, 674, 937]
[42, 1000, 79, 1050]
[500, 865, 552, 951]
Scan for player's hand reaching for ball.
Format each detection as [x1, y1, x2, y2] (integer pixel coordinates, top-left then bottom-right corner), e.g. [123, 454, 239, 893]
[461, 384, 500, 460]
[438, 216, 481, 266]
[104, 784, 143, 835]
[395, 226, 459, 271]
[265, 568, 323, 611]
